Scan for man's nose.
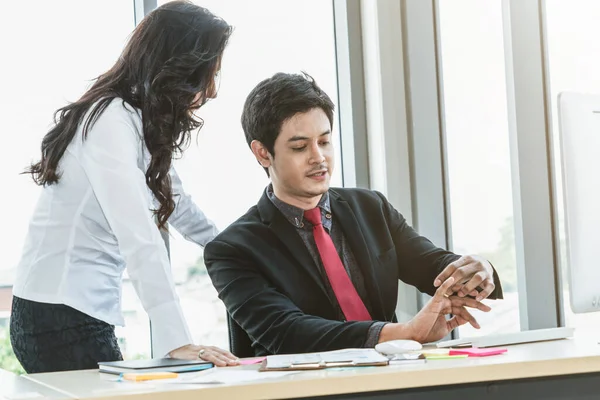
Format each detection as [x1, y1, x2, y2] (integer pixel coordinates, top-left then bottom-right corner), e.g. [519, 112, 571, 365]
[309, 143, 325, 163]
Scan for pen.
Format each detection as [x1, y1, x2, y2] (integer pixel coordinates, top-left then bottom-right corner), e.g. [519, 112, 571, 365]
[119, 372, 178, 382]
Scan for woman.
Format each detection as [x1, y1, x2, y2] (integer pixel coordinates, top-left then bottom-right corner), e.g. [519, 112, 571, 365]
[10, 1, 238, 373]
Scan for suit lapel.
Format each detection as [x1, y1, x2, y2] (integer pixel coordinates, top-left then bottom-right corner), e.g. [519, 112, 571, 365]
[257, 193, 330, 300]
[329, 191, 388, 321]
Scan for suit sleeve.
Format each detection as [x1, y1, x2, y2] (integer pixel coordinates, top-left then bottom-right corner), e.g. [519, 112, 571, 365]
[376, 192, 503, 299]
[205, 240, 375, 355]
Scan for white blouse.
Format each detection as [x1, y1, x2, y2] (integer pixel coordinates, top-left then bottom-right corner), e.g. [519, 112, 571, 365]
[13, 98, 218, 357]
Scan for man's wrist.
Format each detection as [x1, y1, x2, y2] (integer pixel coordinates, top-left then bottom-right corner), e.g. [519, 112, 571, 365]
[377, 322, 415, 343]
[365, 322, 388, 348]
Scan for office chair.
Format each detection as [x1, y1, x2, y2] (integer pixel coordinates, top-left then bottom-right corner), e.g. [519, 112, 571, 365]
[227, 313, 255, 358]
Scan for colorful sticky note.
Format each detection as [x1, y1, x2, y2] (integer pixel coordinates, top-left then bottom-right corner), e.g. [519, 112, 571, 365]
[239, 357, 266, 365]
[449, 347, 507, 357]
[420, 349, 450, 357]
[121, 372, 178, 381]
[425, 354, 468, 360]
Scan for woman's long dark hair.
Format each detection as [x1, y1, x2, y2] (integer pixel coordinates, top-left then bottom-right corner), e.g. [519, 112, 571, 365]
[26, 1, 232, 229]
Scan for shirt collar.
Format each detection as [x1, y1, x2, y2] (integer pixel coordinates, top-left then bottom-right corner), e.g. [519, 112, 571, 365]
[266, 184, 332, 229]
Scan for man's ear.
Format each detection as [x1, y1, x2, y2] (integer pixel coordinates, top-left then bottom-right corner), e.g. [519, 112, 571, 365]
[250, 140, 272, 168]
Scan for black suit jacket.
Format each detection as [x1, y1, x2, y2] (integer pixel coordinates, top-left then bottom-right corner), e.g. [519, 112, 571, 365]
[205, 188, 503, 356]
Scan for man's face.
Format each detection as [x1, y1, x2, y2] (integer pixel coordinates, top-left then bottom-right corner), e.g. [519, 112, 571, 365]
[265, 108, 334, 207]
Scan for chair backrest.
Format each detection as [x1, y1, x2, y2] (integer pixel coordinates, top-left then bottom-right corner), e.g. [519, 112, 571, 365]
[227, 313, 255, 358]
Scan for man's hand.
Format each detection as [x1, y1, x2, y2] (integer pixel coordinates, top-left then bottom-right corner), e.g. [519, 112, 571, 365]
[404, 277, 491, 343]
[169, 344, 239, 367]
[434, 255, 495, 301]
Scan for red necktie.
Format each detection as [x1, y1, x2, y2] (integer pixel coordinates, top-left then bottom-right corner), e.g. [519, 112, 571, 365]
[304, 207, 371, 321]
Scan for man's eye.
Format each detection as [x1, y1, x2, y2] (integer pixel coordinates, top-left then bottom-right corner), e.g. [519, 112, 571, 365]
[292, 147, 306, 152]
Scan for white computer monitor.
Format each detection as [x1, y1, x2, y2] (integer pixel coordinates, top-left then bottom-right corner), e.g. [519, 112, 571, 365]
[557, 91, 600, 313]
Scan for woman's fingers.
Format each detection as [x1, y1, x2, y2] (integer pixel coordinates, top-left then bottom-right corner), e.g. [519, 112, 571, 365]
[198, 346, 239, 366]
[208, 346, 239, 365]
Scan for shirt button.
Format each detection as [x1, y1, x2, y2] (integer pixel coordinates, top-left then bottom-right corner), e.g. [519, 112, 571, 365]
[299, 222, 304, 228]
[325, 213, 332, 219]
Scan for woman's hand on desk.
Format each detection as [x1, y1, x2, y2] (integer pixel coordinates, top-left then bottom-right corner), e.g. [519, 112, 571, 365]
[169, 344, 240, 366]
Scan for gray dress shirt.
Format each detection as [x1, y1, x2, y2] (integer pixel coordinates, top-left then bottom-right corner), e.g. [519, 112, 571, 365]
[267, 186, 386, 347]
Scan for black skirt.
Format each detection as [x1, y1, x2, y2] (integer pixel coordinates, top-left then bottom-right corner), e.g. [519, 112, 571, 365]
[9, 296, 123, 373]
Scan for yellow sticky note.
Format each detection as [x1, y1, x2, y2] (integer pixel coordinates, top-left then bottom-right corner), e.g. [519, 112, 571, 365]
[420, 349, 450, 357]
[121, 372, 178, 381]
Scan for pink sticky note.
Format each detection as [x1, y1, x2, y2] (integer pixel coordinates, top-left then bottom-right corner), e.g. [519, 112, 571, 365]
[449, 347, 507, 357]
[238, 357, 266, 365]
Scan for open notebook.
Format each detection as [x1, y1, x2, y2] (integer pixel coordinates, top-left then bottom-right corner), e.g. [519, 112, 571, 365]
[260, 349, 389, 371]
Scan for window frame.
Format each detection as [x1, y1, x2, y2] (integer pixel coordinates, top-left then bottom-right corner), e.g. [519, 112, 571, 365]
[387, 0, 563, 332]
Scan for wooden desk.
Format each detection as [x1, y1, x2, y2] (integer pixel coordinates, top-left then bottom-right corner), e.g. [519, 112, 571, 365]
[22, 333, 600, 400]
[1, 368, 70, 399]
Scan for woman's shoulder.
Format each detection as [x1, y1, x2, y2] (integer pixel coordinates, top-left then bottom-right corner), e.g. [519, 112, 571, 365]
[68, 97, 145, 157]
[84, 97, 143, 141]
[99, 97, 142, 127]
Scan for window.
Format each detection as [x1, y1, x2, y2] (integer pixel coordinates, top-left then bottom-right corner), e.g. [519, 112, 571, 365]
[545, 0, 600, 329]
[1, 0, 341, 367]
[156, 0, 341, 350]
[0, 1, 146, 367]
[438, 0, 520, 336]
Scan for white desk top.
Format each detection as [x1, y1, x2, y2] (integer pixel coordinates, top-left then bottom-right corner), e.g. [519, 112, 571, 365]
[22, 333, 600, 400]
[1, 368, 70, 399]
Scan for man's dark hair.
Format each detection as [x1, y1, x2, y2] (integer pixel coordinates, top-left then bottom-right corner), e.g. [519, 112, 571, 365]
[241, 72, 335, 175]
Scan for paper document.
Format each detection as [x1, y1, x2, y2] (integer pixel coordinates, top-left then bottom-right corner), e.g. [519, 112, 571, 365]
[3, 392, 46, 400]
[162, 369, 297, 385]
[266, 348, 388, 369]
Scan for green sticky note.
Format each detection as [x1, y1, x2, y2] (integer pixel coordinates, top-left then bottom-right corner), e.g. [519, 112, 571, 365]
[425, 354, 468, 360]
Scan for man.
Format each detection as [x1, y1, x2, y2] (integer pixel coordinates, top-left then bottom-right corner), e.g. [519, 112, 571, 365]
[205, 72, 503, 356]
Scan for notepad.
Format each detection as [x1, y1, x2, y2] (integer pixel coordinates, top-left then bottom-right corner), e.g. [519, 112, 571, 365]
[449, 347, 507, 357]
